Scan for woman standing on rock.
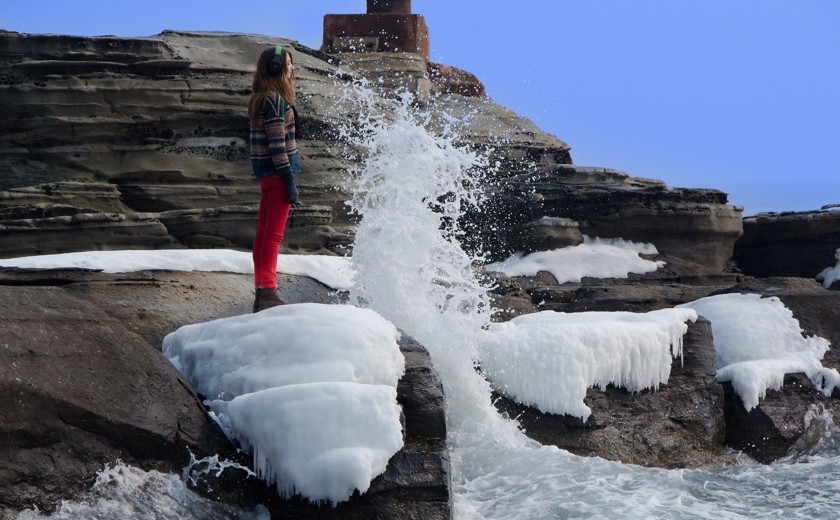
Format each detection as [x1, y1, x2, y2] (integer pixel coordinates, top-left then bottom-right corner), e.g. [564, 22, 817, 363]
[247, 45, 300, 312]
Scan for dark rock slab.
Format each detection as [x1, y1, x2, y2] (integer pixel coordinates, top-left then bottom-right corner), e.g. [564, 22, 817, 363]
[720, 374, 839, 464]
[733, 209, 840, 279]
[396, 335, 448, 447]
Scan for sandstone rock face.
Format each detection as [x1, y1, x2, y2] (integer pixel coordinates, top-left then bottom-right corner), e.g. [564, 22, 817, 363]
[733, 209, 840, 279]
[0, 282, 235, 513]
[0, 268, 450, 518]
[474, 164, 744, 278]
[428, 62, 485, 97]
[0, 211, 180, 258]
[0, 30, 570, 259]
[0, 30, 353, 257]
[338, 51, 432, 102]
[493, 319, 733, 469]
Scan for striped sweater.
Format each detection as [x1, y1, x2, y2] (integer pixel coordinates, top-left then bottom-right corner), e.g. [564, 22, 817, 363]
[249, 92, 300, 178]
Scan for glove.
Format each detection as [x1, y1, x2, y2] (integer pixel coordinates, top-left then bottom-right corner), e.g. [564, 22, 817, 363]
[286, 182, 299, 204]
[279, 170, 299, 204]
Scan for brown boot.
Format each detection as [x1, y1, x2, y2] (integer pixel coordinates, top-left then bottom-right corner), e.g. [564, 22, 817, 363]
[253, 287, 285, 313]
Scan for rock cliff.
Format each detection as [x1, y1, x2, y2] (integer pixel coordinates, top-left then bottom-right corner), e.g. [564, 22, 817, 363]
[2, 28, 839, 517]
[0, 29, 568, 258]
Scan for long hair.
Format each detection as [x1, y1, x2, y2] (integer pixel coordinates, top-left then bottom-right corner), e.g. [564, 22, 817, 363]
[248, 47, 296, 122]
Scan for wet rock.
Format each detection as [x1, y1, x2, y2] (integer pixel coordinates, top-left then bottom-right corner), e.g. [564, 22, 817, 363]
[694, 277, 840, 463]
[719, 374, 838, 464]
[493, 318, 735, 469]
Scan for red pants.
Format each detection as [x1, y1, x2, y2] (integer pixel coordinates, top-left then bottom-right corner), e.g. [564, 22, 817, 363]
[252, 175, 291, 288]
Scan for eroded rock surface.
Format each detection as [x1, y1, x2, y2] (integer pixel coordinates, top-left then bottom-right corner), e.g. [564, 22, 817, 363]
[0, 30, 570, 259]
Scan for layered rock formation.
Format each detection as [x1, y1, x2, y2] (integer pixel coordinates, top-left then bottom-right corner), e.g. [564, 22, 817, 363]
[0, 29, 567, 259]
[474, 164, 744, 281]
[2, 26, 840, 518]
[733, 208, 840, 279]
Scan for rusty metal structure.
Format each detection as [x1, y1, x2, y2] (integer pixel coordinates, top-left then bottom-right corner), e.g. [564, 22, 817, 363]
[322, 0, 430, 59]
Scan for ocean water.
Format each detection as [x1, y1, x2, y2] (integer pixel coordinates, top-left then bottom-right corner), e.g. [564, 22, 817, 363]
[18, 85, 840, 519]
[16, 459, 269, 520]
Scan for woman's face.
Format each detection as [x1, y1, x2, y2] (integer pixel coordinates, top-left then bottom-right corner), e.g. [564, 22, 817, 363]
[284, 53, 294, 80]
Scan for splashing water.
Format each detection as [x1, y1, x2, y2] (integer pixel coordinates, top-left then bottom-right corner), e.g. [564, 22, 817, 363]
[342, 86, 840, 519]
[344, 88, 522, 447]
[182, 450, 257, 489]
[16, 461, 269, 520]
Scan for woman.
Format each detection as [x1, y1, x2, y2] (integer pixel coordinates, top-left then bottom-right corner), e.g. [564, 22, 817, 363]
[248, 45, 300, 312]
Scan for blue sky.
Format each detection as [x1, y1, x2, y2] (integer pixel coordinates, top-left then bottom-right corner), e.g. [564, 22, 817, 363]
[2, 1, 838, 215]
